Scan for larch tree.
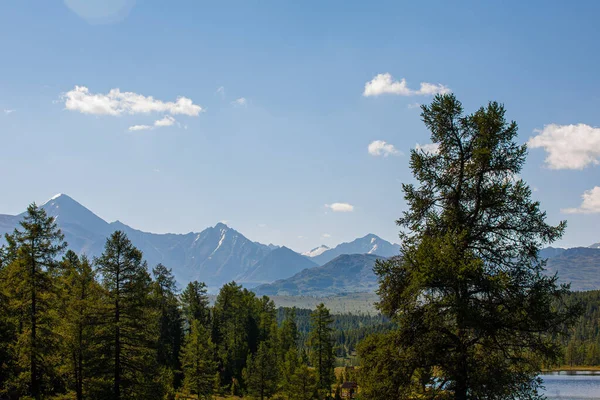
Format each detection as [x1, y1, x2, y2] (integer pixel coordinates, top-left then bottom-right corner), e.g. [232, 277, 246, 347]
[288, 363, 318, 400]
[56, 251, 103, 400]
[2, 203, 66, 399]
[243, 341, 279, 400]
[180, 319, 217, 399]
[180, 280, 210, 330]
[152, 264, 183, 389]
[213, 282, 252, 390]
[308, 303, 335, 398]
[365, 94, 579, 399]
[95, 231, 160, 400]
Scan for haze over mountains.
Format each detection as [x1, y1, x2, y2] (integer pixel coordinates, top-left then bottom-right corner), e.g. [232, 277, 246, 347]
[0, 194, 400, 289]
[1, 194, 599, 294]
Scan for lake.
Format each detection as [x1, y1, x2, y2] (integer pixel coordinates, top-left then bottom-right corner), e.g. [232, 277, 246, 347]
[542, 371, 600, 399]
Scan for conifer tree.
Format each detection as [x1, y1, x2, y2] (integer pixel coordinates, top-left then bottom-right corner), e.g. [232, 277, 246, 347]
[308, 303, 335, 398]
[180, 280, 210, 330]
[0, 242, 18, 397]
[288, 363, 317, 400]
[279, 308, 299, 358]
[180, 319, 216, 399]
[95, 231, 160, 399]
[243, 341, 279, 400]
[2, 203, 66, 399]
[213, 282, 252, 388]
[56, 251, 103, 400]
[152, 264, 183, 389]
[367, 94, 579, 399]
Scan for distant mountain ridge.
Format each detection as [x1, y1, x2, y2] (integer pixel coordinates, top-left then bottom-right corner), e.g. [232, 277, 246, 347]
[544, 247, 600, 291]
[2, 194, 599, 294]
[0, 194, 395, 290]
[307, 234, 400, 265]
[254, 254, 384, 296]
[241, 246, 317, 286]
[255, 246, 600, 297]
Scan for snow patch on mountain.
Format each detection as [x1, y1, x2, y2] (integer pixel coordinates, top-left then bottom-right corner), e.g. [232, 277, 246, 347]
[302, 245, 331, 258]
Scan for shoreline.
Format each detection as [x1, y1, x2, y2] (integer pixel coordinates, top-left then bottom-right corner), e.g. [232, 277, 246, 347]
[543, 366, 600, 372]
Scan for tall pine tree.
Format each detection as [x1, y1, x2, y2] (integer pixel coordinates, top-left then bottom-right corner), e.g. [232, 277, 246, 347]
[56, 251, 103, 400]
[152, 264, 183, 390]
[95, 231, 161, 399]
[2, 203, 66, 399]
[180, 280, 210, 330]
[180, 319, 217, 399]
[367, 94, 579, 399]
[243, 341, 279, 400]
[308, 303, 335, 398]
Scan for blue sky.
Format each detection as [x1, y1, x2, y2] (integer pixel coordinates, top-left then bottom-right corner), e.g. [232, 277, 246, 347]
[1, 0, 599, 251]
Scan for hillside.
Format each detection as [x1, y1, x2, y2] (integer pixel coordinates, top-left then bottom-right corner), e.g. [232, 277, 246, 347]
[254, 254, 383, 296]
[545, 247, 600, 291]
[238, 246, 318, 286]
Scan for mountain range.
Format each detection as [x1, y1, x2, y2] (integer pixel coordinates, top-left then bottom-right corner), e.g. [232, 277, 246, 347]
[2, 194, 600, 294]
[0, 194, 399, 289]
[256, 245, 600, 295]
[303, 234, 401, 265]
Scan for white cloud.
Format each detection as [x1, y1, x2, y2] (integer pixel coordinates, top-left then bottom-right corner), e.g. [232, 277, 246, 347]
[368, 140, 400, 157]
[154, 115, 175, 127]
[415, 143, 440, 154]
[3, 109, 15, 114]
[258, 223, 267, 228]
[61, 85, 203, 116]
[562, 187, 600, 214]
[232, 97, 247, 107]
[363, 73, 451, 97]
[528, 124, 600, 170]
[216, 86, 225, 96]
[407, 103, 421, 109]
[321, 233, 332, 238]
[128, 115, 177, 132]
[325, 203, 354, 212]
[128, 124, 152, 131]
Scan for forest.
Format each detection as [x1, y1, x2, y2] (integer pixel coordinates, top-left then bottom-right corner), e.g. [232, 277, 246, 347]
[0, 204, 345, 400]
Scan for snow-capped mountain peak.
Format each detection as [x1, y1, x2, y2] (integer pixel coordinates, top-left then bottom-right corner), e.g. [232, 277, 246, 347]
[309, 233, 401, 265]
[35, 193, 110, 235]
[302, 245, 331, 258]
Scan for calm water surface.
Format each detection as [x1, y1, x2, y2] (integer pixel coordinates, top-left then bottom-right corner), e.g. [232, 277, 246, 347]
[541, 371, 600, 399]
